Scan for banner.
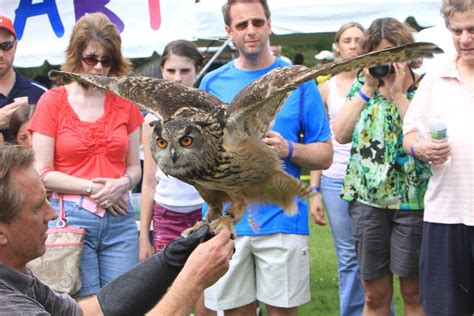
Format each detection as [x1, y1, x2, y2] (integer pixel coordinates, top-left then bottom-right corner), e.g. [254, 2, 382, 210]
[3, 0, 445, 67]
[2, 0, 196, 67]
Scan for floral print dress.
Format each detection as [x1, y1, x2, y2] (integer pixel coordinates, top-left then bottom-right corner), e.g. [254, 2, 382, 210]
[341, 76, 431, 210]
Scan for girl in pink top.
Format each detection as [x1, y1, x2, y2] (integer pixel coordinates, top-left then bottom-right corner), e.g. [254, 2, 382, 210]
[30, 13, 143, 297]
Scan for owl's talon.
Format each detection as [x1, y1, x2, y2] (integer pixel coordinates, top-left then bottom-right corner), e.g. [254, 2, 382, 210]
[181, 220, 207, 238]
[208, 215, 237, 239]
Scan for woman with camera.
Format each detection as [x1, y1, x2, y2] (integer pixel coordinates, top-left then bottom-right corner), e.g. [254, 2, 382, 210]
[333, 17, 430, 315]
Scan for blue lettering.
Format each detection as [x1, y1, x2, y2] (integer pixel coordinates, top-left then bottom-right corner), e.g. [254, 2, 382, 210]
[14, 0, 64, 40]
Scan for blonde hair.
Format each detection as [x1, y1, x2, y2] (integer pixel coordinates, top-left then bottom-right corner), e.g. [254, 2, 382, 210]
[61, 12, 131, 76]
[333, 22, 365, 59]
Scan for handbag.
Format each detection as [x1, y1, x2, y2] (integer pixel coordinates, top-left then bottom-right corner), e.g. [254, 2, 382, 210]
[27, 194, 86, 295]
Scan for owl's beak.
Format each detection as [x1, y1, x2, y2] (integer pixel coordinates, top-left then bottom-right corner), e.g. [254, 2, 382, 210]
[170, 146, 178, 163]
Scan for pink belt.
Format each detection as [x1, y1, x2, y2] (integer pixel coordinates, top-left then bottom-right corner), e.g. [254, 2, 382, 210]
[51, 193, 130, 217]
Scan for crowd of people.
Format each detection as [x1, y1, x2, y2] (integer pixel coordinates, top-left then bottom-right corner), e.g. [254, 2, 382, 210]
[0, 0, 472, 315]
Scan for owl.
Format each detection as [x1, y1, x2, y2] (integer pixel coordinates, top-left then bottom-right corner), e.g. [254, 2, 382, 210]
[50, 42, 442, 236]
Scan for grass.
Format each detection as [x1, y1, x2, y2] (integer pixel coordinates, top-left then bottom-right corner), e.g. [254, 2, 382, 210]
[298, 221, 404, 315]
[300, 222, 339, 315]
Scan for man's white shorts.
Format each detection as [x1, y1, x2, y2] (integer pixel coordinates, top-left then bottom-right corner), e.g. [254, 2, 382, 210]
[204, 233, 310, 311]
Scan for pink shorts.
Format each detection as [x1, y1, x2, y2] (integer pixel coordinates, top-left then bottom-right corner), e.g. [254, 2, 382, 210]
[152, 203, 202, 252]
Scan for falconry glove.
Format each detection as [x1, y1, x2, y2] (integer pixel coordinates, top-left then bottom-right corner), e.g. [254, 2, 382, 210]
[97, 224, 213, 316]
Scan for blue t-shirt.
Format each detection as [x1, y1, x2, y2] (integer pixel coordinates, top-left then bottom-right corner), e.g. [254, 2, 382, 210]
[199, 58, 330, 236]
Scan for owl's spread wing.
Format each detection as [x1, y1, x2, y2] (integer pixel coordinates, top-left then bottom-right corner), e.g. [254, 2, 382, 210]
[226, 42, 443, 136]
[48, 71, 223, 120]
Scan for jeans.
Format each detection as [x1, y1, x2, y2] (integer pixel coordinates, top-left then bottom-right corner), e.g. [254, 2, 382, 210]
[49, 197, 139, 296]
[321, 175, 364, 316]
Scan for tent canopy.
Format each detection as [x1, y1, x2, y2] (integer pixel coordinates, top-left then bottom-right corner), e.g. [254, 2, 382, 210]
[196, 0, 444, 42]
[4, 0, 445, 67]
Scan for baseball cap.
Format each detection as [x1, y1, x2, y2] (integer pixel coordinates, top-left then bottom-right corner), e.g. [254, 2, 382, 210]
[0, 15, 16, 39]
[314, 50, 334, 61]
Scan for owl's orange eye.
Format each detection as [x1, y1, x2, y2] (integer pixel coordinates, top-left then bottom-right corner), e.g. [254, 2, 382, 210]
[180, 136, 193, 147]
[156, 138, 168, 149]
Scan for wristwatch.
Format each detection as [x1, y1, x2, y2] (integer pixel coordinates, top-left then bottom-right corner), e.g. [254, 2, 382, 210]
[85, 180, 94, 195]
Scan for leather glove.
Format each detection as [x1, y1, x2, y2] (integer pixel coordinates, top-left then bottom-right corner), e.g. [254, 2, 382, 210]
[97, 225, 214, 316]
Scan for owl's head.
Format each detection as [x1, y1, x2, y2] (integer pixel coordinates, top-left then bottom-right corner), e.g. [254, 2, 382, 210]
[150, 108, 225, 179]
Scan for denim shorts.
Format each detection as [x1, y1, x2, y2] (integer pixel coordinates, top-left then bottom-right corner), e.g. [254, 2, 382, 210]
[349, 201, 423, 280]
[49, 197, 139, 296]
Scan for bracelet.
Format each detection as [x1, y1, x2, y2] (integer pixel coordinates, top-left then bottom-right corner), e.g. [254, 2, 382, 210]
[311, 186, 321, 192]
[358, 89, 370, 102]
[410, 142, 417, 159]
[124, 173, 133, 190]
[286, 141, 294, 160]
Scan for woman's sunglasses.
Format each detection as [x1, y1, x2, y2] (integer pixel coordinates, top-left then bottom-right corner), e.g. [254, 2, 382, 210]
[82, 55, 113, 68]
[234, 18, 266, 31]
[0, 40, 16, 52]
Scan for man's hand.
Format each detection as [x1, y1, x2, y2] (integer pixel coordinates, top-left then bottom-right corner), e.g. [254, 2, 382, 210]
[263, 130, 290, 159]
[0, 97, 28, 129]
[309, 194, 326, 226]
[181, 228, 234, 289]
[413, 138, 451, 164]
[147, 229, 235, 316]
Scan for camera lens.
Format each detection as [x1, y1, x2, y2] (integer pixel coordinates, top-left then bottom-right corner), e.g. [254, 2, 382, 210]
[368, 64, 394, 79]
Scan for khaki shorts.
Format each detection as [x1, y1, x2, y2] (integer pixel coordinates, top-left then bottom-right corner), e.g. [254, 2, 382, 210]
[204, 233, 310, 311]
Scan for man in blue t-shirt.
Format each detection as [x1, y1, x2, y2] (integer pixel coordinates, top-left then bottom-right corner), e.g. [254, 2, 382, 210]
[0, 15, 47, 144]
[200, 1, 332, 314]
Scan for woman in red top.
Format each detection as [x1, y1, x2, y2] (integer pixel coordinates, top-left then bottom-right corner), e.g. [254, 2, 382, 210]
[30, 13, 143, 297]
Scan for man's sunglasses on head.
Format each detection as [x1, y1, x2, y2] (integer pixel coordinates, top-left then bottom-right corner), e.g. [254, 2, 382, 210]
[0, 40, 16, 52]
[234, 18, 266, 31]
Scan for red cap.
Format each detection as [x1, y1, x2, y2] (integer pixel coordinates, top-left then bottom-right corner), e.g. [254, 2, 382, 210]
[0, 16, 16, 39]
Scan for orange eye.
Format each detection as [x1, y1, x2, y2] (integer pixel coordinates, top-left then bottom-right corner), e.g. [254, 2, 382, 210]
[156, 138, 168, 149]
[180, 136, 193, 147]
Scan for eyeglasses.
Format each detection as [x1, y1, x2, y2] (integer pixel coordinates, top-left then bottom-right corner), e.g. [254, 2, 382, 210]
[82, 55, 113, 68]
[0, 40, 15, 52]
[234, 18, 266, 31]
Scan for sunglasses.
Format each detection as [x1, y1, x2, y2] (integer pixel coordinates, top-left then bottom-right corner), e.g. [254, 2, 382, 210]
[234, 18, 266, 31]
[0, 40, 16, 52]
[82, 55, 113, 68]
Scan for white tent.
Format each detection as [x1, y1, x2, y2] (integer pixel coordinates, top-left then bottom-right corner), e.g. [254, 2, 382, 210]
[196, 0, 445, 41]
[3, 0, 446, 68]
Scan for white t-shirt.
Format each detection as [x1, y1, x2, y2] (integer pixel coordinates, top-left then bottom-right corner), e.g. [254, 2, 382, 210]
[154, 167, 204, 213]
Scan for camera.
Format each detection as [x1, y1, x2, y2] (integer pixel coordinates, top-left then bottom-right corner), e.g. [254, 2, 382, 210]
[368, 64, 394, 79]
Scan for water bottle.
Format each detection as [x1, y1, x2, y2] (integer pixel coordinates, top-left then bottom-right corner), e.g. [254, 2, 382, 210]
[428, 114, 447, 141]
[428, 114, 449, 164]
